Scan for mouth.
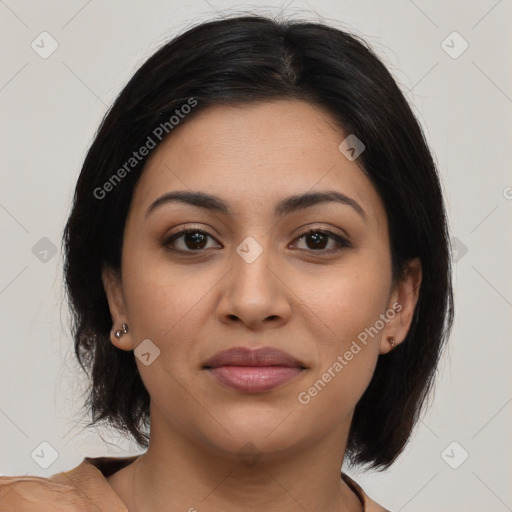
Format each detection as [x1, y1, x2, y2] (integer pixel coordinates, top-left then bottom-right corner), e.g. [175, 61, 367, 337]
[203, 346, 307, 393]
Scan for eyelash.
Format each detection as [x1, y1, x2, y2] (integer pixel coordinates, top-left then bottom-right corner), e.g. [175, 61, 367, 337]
[163, 226, 351, 255]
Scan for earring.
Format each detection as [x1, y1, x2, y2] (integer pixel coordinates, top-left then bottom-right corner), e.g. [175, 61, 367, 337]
[388, 337, 396, 348]
[114, 323, 129, 339]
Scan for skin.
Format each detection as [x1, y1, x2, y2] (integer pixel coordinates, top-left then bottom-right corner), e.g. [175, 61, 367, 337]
[102, 99, 422, 511]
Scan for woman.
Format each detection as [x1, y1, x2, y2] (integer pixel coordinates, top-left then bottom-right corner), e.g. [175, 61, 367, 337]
[0, 13, 453, 511]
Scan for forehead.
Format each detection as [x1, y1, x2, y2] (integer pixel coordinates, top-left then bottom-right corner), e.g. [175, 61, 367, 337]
[130, 100, 385, 226]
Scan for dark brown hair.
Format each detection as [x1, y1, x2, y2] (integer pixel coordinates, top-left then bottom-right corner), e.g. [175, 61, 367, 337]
[63, 14, 454, 469]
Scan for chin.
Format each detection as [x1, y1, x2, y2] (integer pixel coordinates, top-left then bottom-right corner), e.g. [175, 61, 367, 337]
[198, 404, 311, 458]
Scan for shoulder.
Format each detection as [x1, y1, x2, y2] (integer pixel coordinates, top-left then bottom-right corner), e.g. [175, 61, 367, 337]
[0, 455, 135, 512]
[0, 474, 83, 511]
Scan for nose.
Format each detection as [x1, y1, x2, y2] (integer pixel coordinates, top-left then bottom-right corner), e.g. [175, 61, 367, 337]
[215, 243, 293, 331]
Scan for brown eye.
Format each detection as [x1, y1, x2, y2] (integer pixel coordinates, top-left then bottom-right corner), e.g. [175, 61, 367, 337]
[164, 229, 220, 252]
[303, 232, 329, 250]
[293, 230, 351, 252]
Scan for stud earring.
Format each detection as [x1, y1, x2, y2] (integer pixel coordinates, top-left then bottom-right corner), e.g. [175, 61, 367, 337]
[388, 337, 396, 348]
[114, 323, 129, 339]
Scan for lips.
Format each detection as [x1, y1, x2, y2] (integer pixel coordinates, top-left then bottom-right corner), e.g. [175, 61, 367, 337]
[203, 346, 307, 393]
[203, 346, 305, 369]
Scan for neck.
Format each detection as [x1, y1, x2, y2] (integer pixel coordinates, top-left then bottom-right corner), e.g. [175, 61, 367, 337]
[117, 413, 362, 512]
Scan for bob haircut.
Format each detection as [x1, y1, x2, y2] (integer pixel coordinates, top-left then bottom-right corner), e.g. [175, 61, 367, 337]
[63, 14, 454, 470]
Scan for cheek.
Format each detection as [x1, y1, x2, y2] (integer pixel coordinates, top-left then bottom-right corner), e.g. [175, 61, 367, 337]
[293, 260, 390, 409]
[295, 350, 378, 438]
[121, 257, 216, 418]
[303, 262, 391, 346]
[122, 246, 217, 340]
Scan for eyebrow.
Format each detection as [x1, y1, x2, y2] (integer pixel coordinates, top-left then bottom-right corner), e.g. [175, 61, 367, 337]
[145, 190, 367, 221]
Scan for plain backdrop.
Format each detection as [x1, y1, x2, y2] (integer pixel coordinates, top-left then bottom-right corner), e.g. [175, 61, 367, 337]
[0, 1, 511, 511]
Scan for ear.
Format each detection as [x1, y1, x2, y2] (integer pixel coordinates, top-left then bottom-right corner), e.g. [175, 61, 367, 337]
[101, 264, 133, 351]
[380, 257, 422, 354]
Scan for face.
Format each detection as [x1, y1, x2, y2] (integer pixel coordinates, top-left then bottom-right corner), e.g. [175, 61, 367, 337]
[103, 100, 421, 460]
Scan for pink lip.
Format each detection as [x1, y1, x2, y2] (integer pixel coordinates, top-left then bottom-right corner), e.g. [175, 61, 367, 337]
[203, 347, 306, 393]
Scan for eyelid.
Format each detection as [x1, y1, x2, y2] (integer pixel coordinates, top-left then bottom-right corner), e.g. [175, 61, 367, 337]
[164, 223, 221, 241]
[293, 224, 351, 242]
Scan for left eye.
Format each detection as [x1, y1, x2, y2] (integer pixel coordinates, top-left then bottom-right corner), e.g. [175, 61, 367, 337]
[292, 230, 350, 252]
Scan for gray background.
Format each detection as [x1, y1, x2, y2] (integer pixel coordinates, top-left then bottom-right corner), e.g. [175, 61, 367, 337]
[1, 1, 511, 510]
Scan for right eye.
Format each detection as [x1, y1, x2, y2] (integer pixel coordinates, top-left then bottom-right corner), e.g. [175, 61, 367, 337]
[163, 228, 222, 253]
